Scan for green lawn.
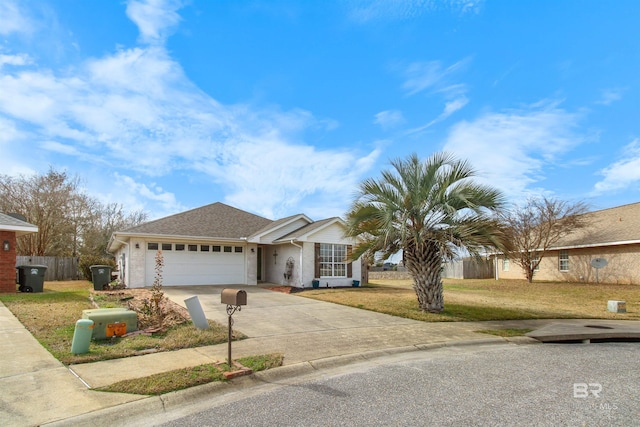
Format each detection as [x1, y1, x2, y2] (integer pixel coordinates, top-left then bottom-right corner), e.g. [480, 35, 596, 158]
[299, 278, 639, 322]
[0, 281, 237, 364]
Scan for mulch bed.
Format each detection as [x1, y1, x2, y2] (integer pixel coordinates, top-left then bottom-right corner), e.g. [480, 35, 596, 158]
[91, 289, 191, 330]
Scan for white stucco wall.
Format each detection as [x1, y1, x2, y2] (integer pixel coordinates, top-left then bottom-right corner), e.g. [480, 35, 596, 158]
[246, 243, 258, 286]
[128, 239, 147, 288]
[264, 243, 303, 286]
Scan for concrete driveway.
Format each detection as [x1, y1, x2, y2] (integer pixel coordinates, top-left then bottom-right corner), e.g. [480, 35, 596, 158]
[161, 285, 500, 365]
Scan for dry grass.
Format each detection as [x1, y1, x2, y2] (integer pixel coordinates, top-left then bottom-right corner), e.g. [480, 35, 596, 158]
[98, 353, 284, 395]
[300, 278, 640, 321]
[0, 281, 242, 364]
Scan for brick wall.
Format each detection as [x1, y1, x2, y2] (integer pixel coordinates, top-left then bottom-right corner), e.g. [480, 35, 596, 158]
[0, 231, 17, 293]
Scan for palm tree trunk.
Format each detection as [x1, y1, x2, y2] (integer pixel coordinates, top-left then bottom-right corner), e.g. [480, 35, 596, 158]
[405, 243, 444, 313]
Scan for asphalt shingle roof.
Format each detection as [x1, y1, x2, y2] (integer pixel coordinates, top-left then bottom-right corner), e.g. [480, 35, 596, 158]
[0, 212, 38, 231]
[121, 202, 273, 239]
[555, 202, 640, 248]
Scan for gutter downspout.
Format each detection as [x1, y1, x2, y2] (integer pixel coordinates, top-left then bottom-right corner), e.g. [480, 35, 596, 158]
[290, 240, 303, 288]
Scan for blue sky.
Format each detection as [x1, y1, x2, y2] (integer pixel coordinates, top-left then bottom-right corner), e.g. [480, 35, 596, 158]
[1, 0, 638, 221]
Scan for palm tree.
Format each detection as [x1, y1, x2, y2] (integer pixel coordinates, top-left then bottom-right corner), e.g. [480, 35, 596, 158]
[345, 152, 507, 313]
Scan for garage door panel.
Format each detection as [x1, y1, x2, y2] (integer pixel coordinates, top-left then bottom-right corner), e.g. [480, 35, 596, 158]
[145, 249, 246, 286]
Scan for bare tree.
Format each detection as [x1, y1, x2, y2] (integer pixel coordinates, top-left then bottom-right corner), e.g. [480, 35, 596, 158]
[81, 202, 147, 257]
[0, 168, 147, 258]
[500, 196, 589, 283]
[0, 168, 80, 256]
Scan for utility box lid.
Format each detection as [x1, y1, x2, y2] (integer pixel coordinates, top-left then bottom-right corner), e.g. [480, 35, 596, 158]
[82, 308, 138, 340]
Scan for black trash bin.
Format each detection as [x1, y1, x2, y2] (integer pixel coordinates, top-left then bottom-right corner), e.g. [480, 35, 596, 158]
[16, 265, 47, 293]
[90, 265, 112, 291]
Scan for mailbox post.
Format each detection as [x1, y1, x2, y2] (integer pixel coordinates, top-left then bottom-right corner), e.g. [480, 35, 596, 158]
[221, 289, 247, 367]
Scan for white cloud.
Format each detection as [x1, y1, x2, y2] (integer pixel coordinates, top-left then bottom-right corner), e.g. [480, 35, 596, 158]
[442, 102, 583, 200]
[0, 0, 377, 220]
[596, 88, 624, 106]
[110, 173, 184, 218]
[203, 138, 381, 219]
[374, 110, 405, 130]
[402, 57, 471, 97]
[401, 58, 470, 132]
[0, 53, 32, 68]
[0, 117, 36, 176]
[407, 96, 468, 134]
[125, 0, 184, 45]
[347, 0, 483, 23]
[0, 1, 33, 35]
[593, 139, 640, 194]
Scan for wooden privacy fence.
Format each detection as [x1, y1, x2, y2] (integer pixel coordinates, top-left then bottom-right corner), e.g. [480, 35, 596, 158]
[16, 256, 81, 281]
[442, 259, 494, 280]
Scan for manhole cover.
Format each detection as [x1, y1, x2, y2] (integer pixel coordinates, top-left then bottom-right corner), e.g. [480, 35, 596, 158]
[584, 325, 614, 329]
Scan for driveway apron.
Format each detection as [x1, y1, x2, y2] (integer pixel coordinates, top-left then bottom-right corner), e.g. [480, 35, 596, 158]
[161, 286, 491, 364]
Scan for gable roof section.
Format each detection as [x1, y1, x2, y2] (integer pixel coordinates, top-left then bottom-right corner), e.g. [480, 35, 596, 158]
[119, 202, 273, 240]
[553, 202, 640, 250]
[274, 217, 344, 242]
[248, 213, 313, 242]
[0, 212, 38, 235]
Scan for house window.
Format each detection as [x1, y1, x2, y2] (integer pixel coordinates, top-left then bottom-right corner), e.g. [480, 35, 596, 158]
[319, 244, 347, 277]
[201, 245, 210, 252]
[224, 246, 232, 253]
[147, 243, 158, 250]
[531, 254, 540, 271]
[212, 245, 221, 252]
[175, 244, 185, 251]
[502, 257, 510, 272]
[559, 250, 569, 271]
[235, 247, 243, 253]
[162, 243, 172, 251]
[188, 245, 198, 252]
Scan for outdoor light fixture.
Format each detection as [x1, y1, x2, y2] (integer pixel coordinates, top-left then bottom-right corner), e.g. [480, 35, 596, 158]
[135, 243, 140, 249]
[3, 241, 9, 251]
[251, 248, 255, 253]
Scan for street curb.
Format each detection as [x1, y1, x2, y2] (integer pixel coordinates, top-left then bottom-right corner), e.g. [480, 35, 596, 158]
[41, 337, 519, 426]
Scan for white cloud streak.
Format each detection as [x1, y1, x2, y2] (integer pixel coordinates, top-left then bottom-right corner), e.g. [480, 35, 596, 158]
[125, 0, 184, 45]
[593, 139, 640, 194]
[443, 102, 584, 200]
[347, 0, 483, 23]
[0, 0, 378, 219]
[0, 1, 33, 35]
[374, 110, 405, 130]
[596, 88, 624, 106]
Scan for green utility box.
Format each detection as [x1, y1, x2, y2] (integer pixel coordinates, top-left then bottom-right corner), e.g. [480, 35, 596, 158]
[90, 265, 112, 290]
[81, 308, 138, 340]
[16, 265, 48, 293]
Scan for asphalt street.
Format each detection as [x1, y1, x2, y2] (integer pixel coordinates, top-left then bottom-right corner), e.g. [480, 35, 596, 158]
[154, 342, 639, 427]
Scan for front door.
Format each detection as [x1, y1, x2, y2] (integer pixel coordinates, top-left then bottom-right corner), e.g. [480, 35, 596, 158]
[257, 247, 263, 281]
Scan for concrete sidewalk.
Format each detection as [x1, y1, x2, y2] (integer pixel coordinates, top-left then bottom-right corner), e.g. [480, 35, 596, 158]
[0, 302, 145, 426]
[1, 285, 638, 426]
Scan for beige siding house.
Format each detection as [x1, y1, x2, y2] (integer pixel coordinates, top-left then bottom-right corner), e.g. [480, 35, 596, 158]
[108, 202, 363, 289]
[497, 202, 640, 284]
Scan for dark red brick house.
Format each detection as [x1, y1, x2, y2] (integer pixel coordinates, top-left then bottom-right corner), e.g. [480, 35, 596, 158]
[0, 213, 38, 293]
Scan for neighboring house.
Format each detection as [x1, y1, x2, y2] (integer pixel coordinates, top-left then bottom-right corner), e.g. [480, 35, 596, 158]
[496, 202, 640, 284]
[108, 202, 363, 289]
[0, 213, 38, 293]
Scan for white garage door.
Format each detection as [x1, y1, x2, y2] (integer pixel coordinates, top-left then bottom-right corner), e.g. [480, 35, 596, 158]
[145, 243, 246, 286]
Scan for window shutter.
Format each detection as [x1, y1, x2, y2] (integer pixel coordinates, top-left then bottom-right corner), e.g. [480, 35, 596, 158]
[347, 245, 352, 278]
[314, 243, 320, 278]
